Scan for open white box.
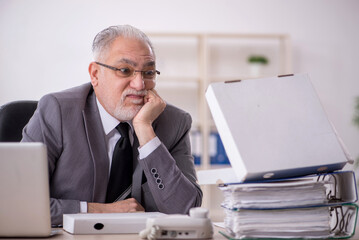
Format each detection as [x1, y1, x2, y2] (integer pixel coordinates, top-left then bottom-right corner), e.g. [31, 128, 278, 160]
[198, 73, 353, 184]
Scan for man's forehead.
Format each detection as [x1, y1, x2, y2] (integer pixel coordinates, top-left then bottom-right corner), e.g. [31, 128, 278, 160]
[107, 37, 155, 65]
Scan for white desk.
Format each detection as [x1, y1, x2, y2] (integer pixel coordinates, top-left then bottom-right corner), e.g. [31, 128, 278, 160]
[2, 226, 227, 240]
[52, 226, 359, 240]
[3, 225, 359, 239]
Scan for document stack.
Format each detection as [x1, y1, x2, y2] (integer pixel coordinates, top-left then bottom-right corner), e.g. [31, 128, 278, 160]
[219, 171, 358, 239]
[198, 74, 358, 239]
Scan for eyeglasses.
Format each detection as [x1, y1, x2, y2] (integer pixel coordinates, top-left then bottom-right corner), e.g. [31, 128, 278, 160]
[95, 62, 160, 81]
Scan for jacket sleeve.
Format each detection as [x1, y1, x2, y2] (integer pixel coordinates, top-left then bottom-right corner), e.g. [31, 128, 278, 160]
[21, 94, 80, 226]
[138, 111, 202, 214]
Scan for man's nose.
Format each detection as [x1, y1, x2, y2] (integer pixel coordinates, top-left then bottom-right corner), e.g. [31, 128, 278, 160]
[130, 72, 145, 90]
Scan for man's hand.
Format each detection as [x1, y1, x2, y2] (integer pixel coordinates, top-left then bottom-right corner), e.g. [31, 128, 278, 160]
[87, 198, 145, 213]
[133, 89, 166, 146]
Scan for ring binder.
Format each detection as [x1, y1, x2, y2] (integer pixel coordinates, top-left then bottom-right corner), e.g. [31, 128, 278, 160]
[220, 204, 358, 239]
[219, 171, 358, 239]
[318, 173, 342, 203]
[205, 74, 352, 183]
[204, 74, 357, 239]
[330, 204, 358, 236]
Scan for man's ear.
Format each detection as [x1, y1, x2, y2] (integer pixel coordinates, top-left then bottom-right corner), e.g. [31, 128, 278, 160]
[88, 62, 99, 87]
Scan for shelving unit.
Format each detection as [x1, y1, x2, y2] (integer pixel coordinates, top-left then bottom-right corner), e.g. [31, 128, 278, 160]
[148, 33, 292, 220]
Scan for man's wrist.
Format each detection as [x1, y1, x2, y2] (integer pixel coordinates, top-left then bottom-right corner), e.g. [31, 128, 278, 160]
[133, 122, 156, 147]
[88, 202, 107, 213]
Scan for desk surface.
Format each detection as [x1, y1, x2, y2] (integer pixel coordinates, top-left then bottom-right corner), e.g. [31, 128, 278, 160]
[2, 226, 359, 240]
[1, 226, 227, 240]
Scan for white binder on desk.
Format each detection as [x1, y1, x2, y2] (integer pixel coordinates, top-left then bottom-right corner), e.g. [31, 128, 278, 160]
[199, 73, 353, 184]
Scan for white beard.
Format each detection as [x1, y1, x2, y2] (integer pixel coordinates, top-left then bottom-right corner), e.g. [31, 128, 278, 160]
[113, 89, 147, 121]
[113, 104, 142, 121]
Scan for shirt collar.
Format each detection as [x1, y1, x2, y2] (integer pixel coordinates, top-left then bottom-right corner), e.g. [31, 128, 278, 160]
[96, 98, 134, 136]
[96, 98, 119, 135]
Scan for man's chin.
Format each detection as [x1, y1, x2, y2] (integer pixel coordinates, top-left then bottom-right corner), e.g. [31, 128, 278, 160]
[114, 105, 142, 121]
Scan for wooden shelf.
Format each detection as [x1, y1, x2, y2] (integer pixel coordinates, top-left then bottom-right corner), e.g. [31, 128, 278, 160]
[156, 80, 199, 89]
[148, 32, 292, 220]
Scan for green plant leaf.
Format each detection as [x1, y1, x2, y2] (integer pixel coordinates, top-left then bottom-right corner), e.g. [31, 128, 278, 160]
[354, 96, 359, 128]
[248, 55, 269, 65]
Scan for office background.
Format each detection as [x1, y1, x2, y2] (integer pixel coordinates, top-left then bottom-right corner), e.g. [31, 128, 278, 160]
[0, 1, 358, 170]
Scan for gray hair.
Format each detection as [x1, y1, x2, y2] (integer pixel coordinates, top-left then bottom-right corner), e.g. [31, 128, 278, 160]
[92, 25, 155, 61]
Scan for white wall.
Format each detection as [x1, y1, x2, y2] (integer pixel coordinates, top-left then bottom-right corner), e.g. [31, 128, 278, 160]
[1, 0, 358, 160]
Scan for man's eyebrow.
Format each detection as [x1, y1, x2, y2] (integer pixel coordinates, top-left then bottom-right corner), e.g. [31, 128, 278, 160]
[144, 61, 156, 67]
[115, 59, 156, 68]
[116, 58, 137, 67]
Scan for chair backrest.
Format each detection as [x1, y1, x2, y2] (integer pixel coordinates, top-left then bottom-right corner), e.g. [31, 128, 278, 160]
[0, 101, 38, 142]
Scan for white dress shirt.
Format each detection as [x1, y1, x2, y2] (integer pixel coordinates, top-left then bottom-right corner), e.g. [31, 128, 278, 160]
[80, 98, 161, 212]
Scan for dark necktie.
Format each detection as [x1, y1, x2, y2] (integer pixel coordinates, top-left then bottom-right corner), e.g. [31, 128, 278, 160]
[106, 122, 133, 203]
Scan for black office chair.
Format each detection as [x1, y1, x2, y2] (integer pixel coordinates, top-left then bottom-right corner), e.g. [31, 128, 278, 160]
[0, 100, 38, 142]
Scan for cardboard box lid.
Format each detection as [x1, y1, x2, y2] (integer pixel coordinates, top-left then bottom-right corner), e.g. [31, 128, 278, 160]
[202, 73, 352, 184]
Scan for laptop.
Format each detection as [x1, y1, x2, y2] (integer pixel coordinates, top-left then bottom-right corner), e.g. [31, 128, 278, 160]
[0, 142, 55, 237]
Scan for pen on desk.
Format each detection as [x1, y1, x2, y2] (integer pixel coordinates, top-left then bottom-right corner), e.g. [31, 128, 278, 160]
[114, 185, 132, 202]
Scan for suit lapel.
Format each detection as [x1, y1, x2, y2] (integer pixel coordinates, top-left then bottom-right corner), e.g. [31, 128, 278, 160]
[82, 90, 109, 202]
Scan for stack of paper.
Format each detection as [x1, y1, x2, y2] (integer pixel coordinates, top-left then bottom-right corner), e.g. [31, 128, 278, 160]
[218, 172, 358, 239]
[220, 178, 330, 210]
[224, 207, 331, 239]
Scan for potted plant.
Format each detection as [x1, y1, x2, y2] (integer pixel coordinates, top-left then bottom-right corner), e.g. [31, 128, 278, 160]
[247, 55, 269, 77]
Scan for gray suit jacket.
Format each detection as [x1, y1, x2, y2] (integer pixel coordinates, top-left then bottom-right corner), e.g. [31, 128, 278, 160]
[21, 83, 202, 225]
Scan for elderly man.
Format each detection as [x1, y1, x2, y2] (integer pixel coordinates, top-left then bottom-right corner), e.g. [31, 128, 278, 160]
[22, 25, 202, 225]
